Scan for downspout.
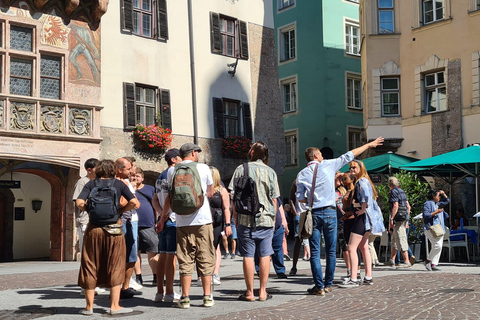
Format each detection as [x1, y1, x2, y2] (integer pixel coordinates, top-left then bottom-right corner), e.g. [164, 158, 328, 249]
[187, 0, 198, 144]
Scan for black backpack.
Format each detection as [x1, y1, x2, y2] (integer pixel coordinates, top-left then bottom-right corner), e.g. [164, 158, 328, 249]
[87, 179, 119, 226]
[233, 163, 263, 216]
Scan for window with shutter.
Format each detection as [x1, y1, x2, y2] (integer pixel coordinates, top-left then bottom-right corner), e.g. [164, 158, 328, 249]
[213, 98, 253, 138]
[210, 12, 249, 59]
[157, 0, 168, 40]
[121, 0, 168, 40]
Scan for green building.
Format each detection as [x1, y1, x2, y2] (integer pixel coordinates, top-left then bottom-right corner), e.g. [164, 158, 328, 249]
[274, 0, 363, 197]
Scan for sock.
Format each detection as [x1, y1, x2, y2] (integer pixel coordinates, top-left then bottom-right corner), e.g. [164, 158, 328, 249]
[364, 276, 372, 280]
[351, 278, 359, 282]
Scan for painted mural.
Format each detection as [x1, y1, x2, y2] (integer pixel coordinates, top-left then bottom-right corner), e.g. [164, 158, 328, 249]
[68, 22, 101, 86]
[40, 15, 69, 49]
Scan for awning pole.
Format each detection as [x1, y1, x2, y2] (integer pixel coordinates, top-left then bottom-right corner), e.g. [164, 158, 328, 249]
[476, 163, 479, 226]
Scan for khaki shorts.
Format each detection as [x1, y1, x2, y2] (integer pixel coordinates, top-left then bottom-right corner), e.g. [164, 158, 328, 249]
[176, 224, 215, 276]
[392, 220, 409, 252]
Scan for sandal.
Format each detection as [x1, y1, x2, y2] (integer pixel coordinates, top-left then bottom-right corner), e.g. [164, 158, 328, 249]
[258, 293, 272, 301]
[238, 293, 256, 302]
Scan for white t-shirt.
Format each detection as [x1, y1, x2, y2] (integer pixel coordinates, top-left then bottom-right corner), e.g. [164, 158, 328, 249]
[167, 160, 213, 227]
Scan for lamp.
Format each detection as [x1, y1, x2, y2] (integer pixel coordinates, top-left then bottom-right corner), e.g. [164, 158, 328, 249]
[227, 58, 239, 77]
[32, 200, 42, 213]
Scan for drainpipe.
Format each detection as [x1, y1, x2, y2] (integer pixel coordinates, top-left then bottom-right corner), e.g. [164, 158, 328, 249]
[187, 0, 198, 144]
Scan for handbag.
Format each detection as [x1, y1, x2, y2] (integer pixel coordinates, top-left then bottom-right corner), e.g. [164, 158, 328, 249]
[429, 223, 444, 237]
[298, 164, 318, 240]
[394, 206, 408, 222]
[102, 223, 123, 235]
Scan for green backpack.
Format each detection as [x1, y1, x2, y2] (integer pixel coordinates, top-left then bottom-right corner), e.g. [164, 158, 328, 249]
[169, 162, 204, 215]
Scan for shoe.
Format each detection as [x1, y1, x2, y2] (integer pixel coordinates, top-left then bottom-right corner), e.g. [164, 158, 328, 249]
[79, 309, 93, 316]
[154, 293, 164, 302]
[324, 287, 332, 293]
[396, 263, 412, 269]
[307, 285, 325, 296]
[431, 265, 441, 271]
[284, 254, 292, 261]
[120, 287, 142, 299]
[362, 278, 374, 285]
[339, 279, 360, 288]
[109, 307, 133, 315]
[94, 287, 105, 294]
[175, 296, 191, 309]
[213, 273, 221, 285]
[203, 294, 214, 307]
[152, 274, 157, 286]
[277, 273, 288, 279]
[424, 261, 432, 271]
[289, 268, 297, 276]
[136, 274, 143, 286]
[409, 256, 416, 266]
[164, 292, 181, 302]
[129, 277, 143, 290]
[384, 259, 395, 266]
[223, 252, 230, 259]
[231, 254, 236, 259]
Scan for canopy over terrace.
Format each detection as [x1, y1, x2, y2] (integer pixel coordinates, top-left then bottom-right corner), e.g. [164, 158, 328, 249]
[340, 152, 419, 174]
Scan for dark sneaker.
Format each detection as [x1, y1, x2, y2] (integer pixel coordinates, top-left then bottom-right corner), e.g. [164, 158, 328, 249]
[424, 261, 432, 271]
[120, 289, 134, 299]
[431, 265, 441, 271]
[223, 252, 230, 259]
[230, 254, 236, 259]
[277, 273, 288, 279]
[362, 278, 374, 285]
[289, 268, 297, 276]
[339, 279, 360, 288]
[307, 285, 324, 295]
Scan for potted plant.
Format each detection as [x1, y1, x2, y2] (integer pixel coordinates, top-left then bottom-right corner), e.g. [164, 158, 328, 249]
[221, 136, 252, 159]
[133, 124, 172, 153]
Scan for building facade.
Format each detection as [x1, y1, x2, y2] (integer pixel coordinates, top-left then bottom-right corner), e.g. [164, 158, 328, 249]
[273, 0, 363, 197]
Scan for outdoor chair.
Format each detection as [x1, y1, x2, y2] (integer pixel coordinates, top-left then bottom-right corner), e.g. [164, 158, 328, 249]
[443, 227, 469, 262]
[460, 226, 479, 260]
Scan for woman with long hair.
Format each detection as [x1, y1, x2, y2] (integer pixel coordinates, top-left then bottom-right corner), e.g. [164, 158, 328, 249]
[208, 166, 232, 285]
[340, 159, 384, 288]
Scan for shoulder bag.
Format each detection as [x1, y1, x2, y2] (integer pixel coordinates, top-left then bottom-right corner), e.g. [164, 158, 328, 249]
[429, 223, 444, 237]
[298, 164, 318, 240]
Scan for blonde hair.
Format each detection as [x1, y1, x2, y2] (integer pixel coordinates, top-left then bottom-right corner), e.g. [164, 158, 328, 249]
[210, 166, 222, 192]
[350, 159, 378, 199]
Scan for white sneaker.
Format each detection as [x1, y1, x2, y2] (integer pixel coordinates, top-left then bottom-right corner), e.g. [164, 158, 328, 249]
[203, 294, 215, 307]
[154, 293, 164, 302]
[95, 287, 106, 294]
[130, 276, 143, 290]
[164, 292, 181, 302]
[212, 274, 221, 285]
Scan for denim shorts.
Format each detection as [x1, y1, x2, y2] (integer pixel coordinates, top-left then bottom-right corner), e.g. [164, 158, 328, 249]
[158, 219, 177, 254]
[237, 224, 274, 258]
[230, 221, 237, 239]
[123, 220, 138, 263]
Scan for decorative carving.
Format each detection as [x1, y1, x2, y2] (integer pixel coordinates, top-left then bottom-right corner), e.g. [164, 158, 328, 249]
[69, 108, 91, 136]
[10, 102, 35, 131]
[40, 105, 64, 133]
[0, 100, 4, 128]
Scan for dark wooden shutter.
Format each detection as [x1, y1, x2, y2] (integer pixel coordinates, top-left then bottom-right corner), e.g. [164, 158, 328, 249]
[121, 0, 134, 32]
[160, 89, 172, 130]
[213, 97, 225, 138]
[239, 20, 249, 59]
[210, 12, 221, 53]
[242, 102, 253, 139]
[157, 0, 169, 40]
[123, 82, 136, 129]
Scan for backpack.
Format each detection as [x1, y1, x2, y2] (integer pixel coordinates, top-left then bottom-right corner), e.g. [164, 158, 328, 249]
[233, 163, 262, 216]
[87, 179, 119, 226]
[169, 162, 204, 215]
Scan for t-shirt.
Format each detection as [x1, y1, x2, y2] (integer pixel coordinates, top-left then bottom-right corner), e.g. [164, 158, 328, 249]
[155, 168, 176, 222]
[121, 179, 138, 223]
[73, 176, 90, 226]
[135, 184, 156, 228]
[389, 187, 408, 212]
[167, 160, 213, 227]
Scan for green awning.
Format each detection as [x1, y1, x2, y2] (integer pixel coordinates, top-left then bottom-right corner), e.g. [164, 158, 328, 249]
[340, 152, 419, 174]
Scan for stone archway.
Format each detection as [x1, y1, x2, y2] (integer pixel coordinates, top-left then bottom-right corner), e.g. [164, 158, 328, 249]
[0, 188, 15, 262]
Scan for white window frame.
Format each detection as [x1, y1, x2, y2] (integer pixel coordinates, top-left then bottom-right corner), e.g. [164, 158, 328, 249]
[345, 21, 360, 56]
[278, 23, 296, 63]
[135, 85, 157, 126]
[423, 0, 444, 24]
[381, 77, 400, 116]
[347, 127, 363, 150]
[285, 130, 298, 166]
[280, 76, 297, 113]
[424, 71, 447, 114]
[378, 0, 395, 34]
[278, 0, 295, 11]
[346, 73, 362, 110]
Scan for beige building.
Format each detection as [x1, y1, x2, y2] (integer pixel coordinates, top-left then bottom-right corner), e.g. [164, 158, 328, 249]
[360, 0, 480, 158]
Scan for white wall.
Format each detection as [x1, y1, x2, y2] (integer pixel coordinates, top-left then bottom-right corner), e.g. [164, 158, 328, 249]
[463, 113, 480, 146]
[398, 123, 432, 160]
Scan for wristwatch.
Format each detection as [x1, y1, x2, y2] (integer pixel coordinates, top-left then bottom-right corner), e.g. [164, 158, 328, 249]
[225, 223, 231, 227]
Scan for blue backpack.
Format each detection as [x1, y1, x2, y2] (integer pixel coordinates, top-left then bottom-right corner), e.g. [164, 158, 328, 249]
[87, 179, 119, 226]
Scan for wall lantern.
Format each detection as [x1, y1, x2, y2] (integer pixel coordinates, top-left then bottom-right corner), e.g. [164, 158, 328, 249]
[227, 58, 239, 77]
[32, 200, 43, 213]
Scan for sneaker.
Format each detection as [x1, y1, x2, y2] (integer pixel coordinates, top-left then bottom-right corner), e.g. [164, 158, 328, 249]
[307, 285, 324, 296]
[120, 289, 134, 299]
[230, 254, 236, 259]
[154, 293, 164, 302]
[129, 277, 143, 290]
[213, 274, 221, 285]
[324, 287, 332, 293]
[362, 278, 374, 285]
[424, 261, 432, 271]
[223, 252, 230, 259]
[431, 265, 441, 271]
[284, 254, 292, 261]
[79, 309, 93, 316]
[164, 292, 181, 302]
[94, 287, 106, 294]
[384, 259, 395, 266]
[136, 274, 143, 286]
[289, 267, 297, 276]
[203, 294, 215, 307]
[396, 263, 412, 269]
[409, 256, 416, 266]
[339, 279, 360, 288]
[277, 273, 288, 279]
[175, 296, 190, 309]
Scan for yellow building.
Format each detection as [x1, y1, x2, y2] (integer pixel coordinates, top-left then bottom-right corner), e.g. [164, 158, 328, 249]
[360, 0, 480, 158]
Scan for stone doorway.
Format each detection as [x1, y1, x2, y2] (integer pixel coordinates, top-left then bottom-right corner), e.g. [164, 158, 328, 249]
[0, 188, 15, 262]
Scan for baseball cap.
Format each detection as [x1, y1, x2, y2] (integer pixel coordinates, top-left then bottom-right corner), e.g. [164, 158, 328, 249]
[164, 148, 180, 164]
[179, 143, 202, 158]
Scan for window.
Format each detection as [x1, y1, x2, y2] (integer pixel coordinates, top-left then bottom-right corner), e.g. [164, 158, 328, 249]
[346, 75, 361, 110]
[279, 25, 295, 62]
[40, 55, 61, 100]
[381, 78, 400, 116]
[123, 82, 171, 130]
[279, 0, 295, 10]
[121, 0, 168, 40]
[345, 22, 360, 55]
[281, 78, 297, 113]
[425, 71, 446, 113]
[213, 98, 252, 139]
[210, 13, 248, 59]
[423, 0, 444, 24]
[285, 131, 298, 166]
[378, 0, 394, 33]
[348, 128, 362, 150]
